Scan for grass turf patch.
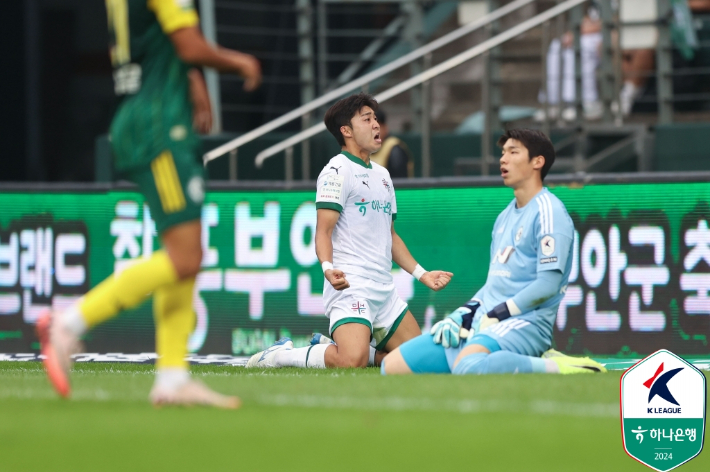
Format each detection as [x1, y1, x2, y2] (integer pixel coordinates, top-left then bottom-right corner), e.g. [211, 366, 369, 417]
[0, 362, 707, 472]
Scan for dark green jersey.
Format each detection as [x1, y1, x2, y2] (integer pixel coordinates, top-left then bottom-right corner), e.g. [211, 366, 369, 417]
[106, 0, 200, 171]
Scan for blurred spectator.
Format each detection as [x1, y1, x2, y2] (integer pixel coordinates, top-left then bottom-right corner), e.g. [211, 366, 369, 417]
[371, 109, 414, 178]
[689, 0, 710, 11]
[536, 2, 603, 121]
[619, 0, 701, 115]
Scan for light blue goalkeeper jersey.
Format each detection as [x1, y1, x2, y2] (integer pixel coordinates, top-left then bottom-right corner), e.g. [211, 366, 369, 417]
[472, 188, 574, 332]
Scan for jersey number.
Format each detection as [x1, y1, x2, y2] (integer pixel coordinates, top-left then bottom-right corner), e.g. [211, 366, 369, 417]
[106, 0, 131, 66]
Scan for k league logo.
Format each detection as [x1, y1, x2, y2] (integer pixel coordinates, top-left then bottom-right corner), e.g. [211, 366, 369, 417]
[645, 363, 683, 410]
[621, 349, 706, 471]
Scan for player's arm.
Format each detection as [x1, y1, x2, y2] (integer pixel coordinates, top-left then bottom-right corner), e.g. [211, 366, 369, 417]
[480, 270, 564, 330]
[170, 27, 261, 90]
[480, 203, 573, 330]
[149, 0, 261, 90]
[188, 69, 212, 134]
[316, 209, 349, 291]
[390, 222, 453, 292]
[170, 26, 261, 91]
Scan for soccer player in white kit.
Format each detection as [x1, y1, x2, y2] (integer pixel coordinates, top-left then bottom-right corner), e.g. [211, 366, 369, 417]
[247, 93, 453, 369]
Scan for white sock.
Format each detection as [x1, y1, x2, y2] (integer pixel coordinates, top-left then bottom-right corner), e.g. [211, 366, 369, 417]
[154, 368, 190, 391]
[368, 346, 376, 366]
[274, 344, 329, 369]
[59, 303, 87, 336]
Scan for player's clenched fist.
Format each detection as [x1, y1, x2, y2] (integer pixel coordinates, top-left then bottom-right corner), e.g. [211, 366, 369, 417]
[325, 269, 350, 291]
[419, 270, 453, 292]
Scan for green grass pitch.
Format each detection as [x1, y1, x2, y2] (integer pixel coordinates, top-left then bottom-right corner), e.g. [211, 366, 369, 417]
[0, 362, 707, 472]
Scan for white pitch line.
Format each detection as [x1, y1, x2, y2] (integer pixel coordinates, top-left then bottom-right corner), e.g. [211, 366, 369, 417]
[254, 394, 618, 418]
[0, 388, 617, 417]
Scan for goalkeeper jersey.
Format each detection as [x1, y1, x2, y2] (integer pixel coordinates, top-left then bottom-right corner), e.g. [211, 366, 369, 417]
[106, 0, 200, 171]
[315, 151, 398, 284]
[472, 188, 574, 328]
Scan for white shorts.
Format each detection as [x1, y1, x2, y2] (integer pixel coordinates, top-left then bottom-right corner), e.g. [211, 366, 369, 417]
[324, 273, 409, 350]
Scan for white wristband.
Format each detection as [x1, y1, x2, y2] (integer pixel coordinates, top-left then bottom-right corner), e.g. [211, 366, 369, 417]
[321, 261, 334, 273]
[412, 264, 427, 281]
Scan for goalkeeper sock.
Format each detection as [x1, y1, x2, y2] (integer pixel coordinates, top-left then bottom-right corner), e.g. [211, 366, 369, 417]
[274, 344, 329, 369]
[77, 250, 178, 329]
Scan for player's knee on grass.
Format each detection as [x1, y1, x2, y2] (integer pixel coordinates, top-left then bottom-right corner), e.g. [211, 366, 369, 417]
[331, 347, 369, 368]
[453, 343, 492, 370]
[452, 353, 489, 375]
[381, 348, 412, 375]
[453, 351, 537, 375]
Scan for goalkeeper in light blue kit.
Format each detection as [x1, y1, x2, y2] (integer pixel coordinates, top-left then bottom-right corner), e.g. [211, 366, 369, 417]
[382, 129, 605, 375]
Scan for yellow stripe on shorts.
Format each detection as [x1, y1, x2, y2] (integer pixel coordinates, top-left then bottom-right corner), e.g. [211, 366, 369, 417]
[151, 151, 186, 214]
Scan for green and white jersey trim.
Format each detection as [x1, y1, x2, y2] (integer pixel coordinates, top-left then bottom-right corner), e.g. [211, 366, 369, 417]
[316, 152, 398, 283]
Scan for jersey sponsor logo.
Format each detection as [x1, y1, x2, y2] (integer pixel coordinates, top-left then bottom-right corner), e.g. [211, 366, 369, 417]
[319, 175, 344, 201]
[495, 246, 515, 264]
[488, 269, 511, 278]
[540, 256, 557, 264]
[362, 181, 370, 189]
[515, 226, 523, 242]
[541, 235, 555, 256]
[354, 199, 370, 215]
[330, 166, 342, 174]
[112, 64, 142, 95]
[355, 173, 369, 178]
[353, 199, 392, 216]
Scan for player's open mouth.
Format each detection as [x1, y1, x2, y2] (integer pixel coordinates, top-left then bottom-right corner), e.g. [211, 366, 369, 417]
[501, 167, 509, 177]
[374, 133, 381, 144]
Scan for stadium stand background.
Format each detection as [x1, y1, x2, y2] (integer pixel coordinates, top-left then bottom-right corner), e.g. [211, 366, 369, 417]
[3, 0, 710, 181]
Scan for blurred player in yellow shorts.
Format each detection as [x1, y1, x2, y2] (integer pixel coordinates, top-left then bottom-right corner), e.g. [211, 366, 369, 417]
[37, 0, 261, 408]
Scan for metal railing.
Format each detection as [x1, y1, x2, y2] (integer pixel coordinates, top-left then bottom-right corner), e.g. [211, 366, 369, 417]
[251, 0, 587, 177]
[201, 0, 706, 182]
[203, 0, 539, 174]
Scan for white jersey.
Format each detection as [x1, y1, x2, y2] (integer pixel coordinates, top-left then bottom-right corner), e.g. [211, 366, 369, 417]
[316, 151, 398, 283]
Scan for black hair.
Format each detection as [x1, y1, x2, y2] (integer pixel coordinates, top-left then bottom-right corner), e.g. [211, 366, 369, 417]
[497, 128, 556, 180]
[324, 93, 379, 147]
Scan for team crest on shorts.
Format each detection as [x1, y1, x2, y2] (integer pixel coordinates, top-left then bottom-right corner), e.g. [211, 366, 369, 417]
[187, 176, 205, 204]
[351, 301, 368, 315]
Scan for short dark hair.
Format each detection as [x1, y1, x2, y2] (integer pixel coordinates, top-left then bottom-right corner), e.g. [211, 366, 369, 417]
[324, 93, 379, 147]
[497, 129, 556, 180]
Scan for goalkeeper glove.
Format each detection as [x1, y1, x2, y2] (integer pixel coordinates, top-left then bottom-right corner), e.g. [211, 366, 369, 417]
[479, 301, 513, 331]
[430, 301, 479, 348]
